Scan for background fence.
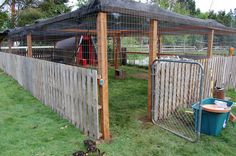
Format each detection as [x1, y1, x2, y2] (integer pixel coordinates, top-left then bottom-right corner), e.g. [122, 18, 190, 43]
[0, 52, 100, 139]
[199, 56, 236, 98]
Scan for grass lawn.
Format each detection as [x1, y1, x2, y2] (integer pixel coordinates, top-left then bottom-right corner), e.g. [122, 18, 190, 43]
[0, 67, 236, 156]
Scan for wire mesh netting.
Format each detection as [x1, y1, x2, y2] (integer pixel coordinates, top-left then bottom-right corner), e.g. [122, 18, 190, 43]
[1, 13, 98, 68]
[152, 60, 204, 142]
[107, 13, 150, 69]
[212, 34, 236, 56]
[1, 0, 236, 67]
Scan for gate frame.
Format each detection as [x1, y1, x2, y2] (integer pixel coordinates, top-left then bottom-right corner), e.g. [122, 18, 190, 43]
[151, 59, 205, 142]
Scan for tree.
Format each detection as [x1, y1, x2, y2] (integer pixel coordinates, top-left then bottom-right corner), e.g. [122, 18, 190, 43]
[151, 0, 175, 10]
[15, 0, 42, 10]
[230, 9, 236, 28]
[152, 0, 192, 14]
[77, 0, 89, 7]
[17, 7, 44, 27]
[38, 0, 70, 17]
[177, 0, 197, 15]
[0, 11, 10, 30]
[208, 10, 232, 27]
[0, 0, 71, 28]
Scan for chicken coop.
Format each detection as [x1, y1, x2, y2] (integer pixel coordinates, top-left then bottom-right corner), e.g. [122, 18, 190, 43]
[1, 0, 236, 141]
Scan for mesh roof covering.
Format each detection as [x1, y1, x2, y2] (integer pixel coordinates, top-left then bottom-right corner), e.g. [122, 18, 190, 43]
[2, 0, 236, 38]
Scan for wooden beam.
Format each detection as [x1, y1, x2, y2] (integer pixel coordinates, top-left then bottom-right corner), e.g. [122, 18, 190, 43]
[8, 38, 12, 53]
[207, 30, 214, 58]
[126, 52, 175, 56]
[148, 20, 158, 120]
[27, 33, 33, 57]
[53, 28, 149, 36]
[113, 33, 121, 70]
[97, 12, 110, 140]
[75, 34, 79, 49]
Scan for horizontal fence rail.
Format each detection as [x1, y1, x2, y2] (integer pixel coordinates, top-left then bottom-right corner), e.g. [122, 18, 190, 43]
[0, 52, 100, 139]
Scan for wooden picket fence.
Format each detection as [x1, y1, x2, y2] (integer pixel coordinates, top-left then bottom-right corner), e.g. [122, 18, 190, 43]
[0, 52, 100, 139]
[152, 56, 236, 120]
[200, 56, 236, 98]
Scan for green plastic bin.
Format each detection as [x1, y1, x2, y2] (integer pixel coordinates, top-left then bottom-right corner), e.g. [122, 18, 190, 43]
[192, 98, 233, 136]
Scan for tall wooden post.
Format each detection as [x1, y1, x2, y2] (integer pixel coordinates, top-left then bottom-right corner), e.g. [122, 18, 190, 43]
[8, 38, 12, 53]
[148, 20, 158, 120]
[11, 0, 16, 27]
[27, 33, 32, 57]
[113, 33, 121, 70]
[97, 12, 110, 140]
[207, 30, 214, 58]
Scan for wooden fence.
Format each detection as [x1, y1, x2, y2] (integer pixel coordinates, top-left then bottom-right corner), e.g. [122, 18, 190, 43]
[0, 52, 100, 139]
[152, 56, 236, 120]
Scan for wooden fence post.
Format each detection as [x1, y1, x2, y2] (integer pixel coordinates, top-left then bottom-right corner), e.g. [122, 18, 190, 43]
[27, 33, 32, 57]
[157, 35, 162, 58]
[207, 30, 214, 58]
[97, 12, 110, 140]
[8, 38, 12, 53]
[113, 33, 121, 70]
[148, 20, 158, 120]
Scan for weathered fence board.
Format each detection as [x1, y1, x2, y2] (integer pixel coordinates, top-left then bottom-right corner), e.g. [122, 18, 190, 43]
[0, 52, 100, 139]
[205, 56, 236, 91]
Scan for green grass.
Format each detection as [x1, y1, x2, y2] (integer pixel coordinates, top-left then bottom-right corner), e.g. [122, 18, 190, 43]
[0, 71, 86, 155]
[0, 67, 236, 156]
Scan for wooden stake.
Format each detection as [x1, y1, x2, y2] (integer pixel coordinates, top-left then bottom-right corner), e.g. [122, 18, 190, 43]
[27, 33, 33, 57]
[97, 12, 110, 140]
[113, 36, 116, 67]
[207, 30, 214, 58]
[157, 35, 162, 58]
[8, 38, 12, 53]
[113, 33, 121, 70]
[148, 20, 158, 120]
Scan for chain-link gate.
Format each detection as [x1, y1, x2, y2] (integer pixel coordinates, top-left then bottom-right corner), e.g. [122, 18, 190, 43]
[151, 59, 204, 142]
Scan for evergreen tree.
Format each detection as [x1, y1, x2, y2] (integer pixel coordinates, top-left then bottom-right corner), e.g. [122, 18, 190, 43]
[0, 0, 71, 27]
[0, 11, 9, 30]
[77, 0, 89, 7]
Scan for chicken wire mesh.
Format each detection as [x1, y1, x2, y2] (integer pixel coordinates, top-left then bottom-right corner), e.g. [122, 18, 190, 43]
[107, 13, 150, 72]
[1, 13, 98, 68]
[212, 34, 236, 56]
[2, 6, 236, 70]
